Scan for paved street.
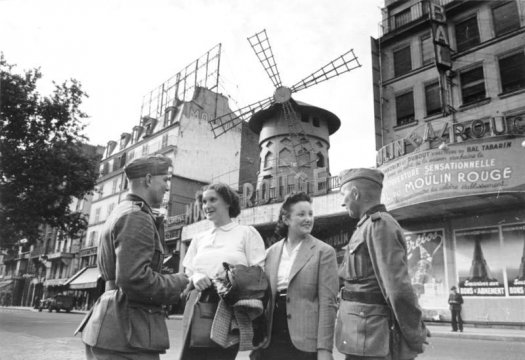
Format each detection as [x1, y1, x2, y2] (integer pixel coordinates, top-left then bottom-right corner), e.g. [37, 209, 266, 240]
[1, 308, 525, 360]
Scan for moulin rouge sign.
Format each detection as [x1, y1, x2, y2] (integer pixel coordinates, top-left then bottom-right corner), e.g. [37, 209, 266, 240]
[376, 116, 524, 166]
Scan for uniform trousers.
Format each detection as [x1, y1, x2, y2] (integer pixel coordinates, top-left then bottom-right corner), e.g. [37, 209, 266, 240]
[258, 293, 316, 360]
[85, 345, 160, 360]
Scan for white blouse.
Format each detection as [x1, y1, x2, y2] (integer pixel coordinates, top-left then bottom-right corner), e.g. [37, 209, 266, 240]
[182, 222, 266, 281]
[276, 239, 302, 291]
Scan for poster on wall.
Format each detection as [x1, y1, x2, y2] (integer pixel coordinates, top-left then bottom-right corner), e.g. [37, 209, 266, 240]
[455, 227, 506, 297]
[404, 230, 447, 308]
[502, 224, 525, 297]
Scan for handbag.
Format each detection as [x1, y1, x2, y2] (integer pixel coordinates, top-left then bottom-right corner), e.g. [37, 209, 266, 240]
[189, 300, 219, 348]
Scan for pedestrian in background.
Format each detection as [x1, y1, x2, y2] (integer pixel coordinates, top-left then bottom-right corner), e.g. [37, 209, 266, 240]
[448, 286, 464, 332]
[76, 155, 189, 360]
[336, 168, 428, 360]
[179, 183, 266, 360]
[252, 192, 338, 360]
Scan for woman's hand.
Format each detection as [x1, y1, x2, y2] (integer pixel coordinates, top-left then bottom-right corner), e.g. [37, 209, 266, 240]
[317, 349, 333, 360]
[192, 273, 212, 291]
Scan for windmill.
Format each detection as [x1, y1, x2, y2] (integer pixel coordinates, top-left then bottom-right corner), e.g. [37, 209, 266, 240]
[208, 29, 361, 196]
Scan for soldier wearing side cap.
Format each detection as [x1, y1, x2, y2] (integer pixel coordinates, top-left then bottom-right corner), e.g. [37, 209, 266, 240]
[335, 168, 428, 360]
[76, 155, 189, 360]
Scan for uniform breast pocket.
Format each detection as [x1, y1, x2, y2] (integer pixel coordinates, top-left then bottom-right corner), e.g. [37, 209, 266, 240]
[151, 248, 163, 272]
[348, 241, 374, 280]
[335, 301, 390, 357]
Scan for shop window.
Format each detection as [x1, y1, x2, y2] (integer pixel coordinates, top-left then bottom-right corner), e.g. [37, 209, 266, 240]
[421, 33, 435, 66]
[499, 51, 525, 94]
[493, 1, 520, 37]
[394, 45, 412, 77]
[460, 65, 486, 105]
[395, 91, 415, 126]
[455, 16, 480, 52]
[425, 81, 442, 116]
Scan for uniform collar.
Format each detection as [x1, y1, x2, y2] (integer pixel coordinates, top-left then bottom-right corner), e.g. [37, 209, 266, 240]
[212, 221, 238, 233]
[357, 204, 387, 227]
[126, 193, 152, 214]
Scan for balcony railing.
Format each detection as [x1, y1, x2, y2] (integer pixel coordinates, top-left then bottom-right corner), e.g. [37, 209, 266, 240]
[379, 0, 457, 36]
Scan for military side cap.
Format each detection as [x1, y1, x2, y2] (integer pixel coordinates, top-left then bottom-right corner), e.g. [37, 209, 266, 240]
[124, 155, 172, 179]
[339, 168, 384, 187]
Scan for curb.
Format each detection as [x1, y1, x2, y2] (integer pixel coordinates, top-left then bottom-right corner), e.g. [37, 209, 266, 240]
[429, 331, 525, 342]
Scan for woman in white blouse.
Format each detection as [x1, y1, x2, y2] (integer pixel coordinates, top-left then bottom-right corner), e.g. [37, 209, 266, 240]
[254, 192, 339, 360]
[178, 183, 266, 360]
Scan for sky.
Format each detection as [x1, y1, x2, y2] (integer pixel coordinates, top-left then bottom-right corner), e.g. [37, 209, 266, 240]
[0, 0, 384, 175]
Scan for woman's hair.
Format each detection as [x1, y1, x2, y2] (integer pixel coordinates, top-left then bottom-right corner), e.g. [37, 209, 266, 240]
[275, 192, 312, 238]
[199, 183, 241, 218]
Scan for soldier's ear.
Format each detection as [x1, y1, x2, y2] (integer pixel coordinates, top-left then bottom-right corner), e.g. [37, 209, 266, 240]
[351, 186, 359, 200]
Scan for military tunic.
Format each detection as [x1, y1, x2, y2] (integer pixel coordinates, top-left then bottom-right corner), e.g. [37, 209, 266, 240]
[77, 194, 188, 359]
[335, 204, 427, 360]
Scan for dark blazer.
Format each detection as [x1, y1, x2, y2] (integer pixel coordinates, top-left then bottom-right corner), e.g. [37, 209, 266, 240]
[77, 194, 188, 355]
[260, 235, 339, 352]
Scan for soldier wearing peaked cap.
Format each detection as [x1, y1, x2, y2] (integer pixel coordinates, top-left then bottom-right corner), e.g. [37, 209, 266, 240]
[76, 155, 189, 360]
[335, 168, 429, 360]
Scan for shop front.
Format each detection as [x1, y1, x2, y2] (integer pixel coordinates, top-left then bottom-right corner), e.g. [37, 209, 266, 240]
[65, 266, 103, 310]
[379, 135, 525, 324]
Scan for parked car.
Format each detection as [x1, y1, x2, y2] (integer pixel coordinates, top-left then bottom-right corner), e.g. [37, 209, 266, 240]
[38, 294, 74, 313]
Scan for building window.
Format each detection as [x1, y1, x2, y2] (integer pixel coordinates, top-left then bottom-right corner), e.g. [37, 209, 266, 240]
[312, 117, 320, 127]
[94, 208, 101, 223]
[460, 65, 486, 105]
[316, 152, 325, 168]
[394, 45, 412, 77]
[112, 179, 118, 194]
[425, 81, 442, 116]
[128, 149, 135, 162]
[499, 51, 525, 93]
[108, 203, 115, 216]
[395, 91, 415, 126]
[142, 144, 149, 156]
[264, 152, 272, 168]
[301, 113, 309, 123]
[421, 33, 434, 66]
[455, 16, 480, 52]
[493, 1, 520, 37]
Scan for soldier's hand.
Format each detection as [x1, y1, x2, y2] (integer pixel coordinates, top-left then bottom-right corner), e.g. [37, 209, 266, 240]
[317, 349, 333, 360]
[192, 273, 212, 291]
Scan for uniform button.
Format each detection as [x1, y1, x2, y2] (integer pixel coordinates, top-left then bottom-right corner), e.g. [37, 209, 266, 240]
[287, 314, 291, 319]
[359, 311, 365, 316]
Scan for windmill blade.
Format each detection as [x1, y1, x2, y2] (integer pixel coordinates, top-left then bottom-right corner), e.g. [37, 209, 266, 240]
[248, 29, 283, 88]
[290, 49, 361, 93]
[208, 96, 274, 138]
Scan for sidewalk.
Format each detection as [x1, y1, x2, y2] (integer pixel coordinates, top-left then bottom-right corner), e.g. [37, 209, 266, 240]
[4, 306, 525, 342]
[426, 322, 525, 343]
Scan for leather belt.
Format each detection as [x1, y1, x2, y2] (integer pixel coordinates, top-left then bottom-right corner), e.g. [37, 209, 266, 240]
[277, 289, 287, 297]
[341, 289, 387, 305]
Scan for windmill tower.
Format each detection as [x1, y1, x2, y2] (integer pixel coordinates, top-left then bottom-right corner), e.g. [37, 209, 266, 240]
[208, 29, 361, 195]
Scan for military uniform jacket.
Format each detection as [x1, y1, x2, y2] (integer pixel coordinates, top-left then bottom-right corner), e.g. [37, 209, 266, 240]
[77, 194, 188, 354]
[336, 204, 427, 359]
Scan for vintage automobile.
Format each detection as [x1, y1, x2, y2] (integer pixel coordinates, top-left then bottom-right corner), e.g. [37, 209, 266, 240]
[38, 294, 74, 313]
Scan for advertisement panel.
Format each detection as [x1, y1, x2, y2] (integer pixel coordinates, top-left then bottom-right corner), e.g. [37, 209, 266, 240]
[501, 224, 525, 296]
[455, 227, 506, 297]
[380, 137, 525, 210]
[404, 229, 447, 308]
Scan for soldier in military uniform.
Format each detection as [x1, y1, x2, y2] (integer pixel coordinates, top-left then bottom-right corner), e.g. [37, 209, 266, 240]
[76, 155, 189, 360]
[335, 168, 428, 360]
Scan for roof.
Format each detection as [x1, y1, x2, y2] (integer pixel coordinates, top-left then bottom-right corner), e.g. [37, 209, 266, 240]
[248, 99, 341, 135]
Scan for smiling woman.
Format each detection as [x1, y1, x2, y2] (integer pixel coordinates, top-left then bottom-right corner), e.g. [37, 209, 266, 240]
[178, 183, 266, 360]
[252, 192, 339, 360]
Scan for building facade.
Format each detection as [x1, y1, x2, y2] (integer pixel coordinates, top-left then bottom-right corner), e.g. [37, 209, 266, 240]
[373, 0, 525, 324]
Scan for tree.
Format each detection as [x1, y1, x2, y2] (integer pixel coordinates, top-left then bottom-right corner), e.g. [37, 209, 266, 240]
[0, 54, 100, 248]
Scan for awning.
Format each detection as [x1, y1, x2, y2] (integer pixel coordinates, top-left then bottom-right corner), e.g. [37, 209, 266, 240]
[0, 280, 13, 290]
[44, 278, 67, 287]
[68, 266, 101, 290]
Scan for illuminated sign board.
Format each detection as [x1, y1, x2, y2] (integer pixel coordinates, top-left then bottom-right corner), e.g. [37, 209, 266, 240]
[380, 137, 525, 210]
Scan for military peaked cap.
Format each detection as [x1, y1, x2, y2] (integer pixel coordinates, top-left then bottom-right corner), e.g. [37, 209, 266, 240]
[124, 155, 172, 179]
[339, 168, 384, 188]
